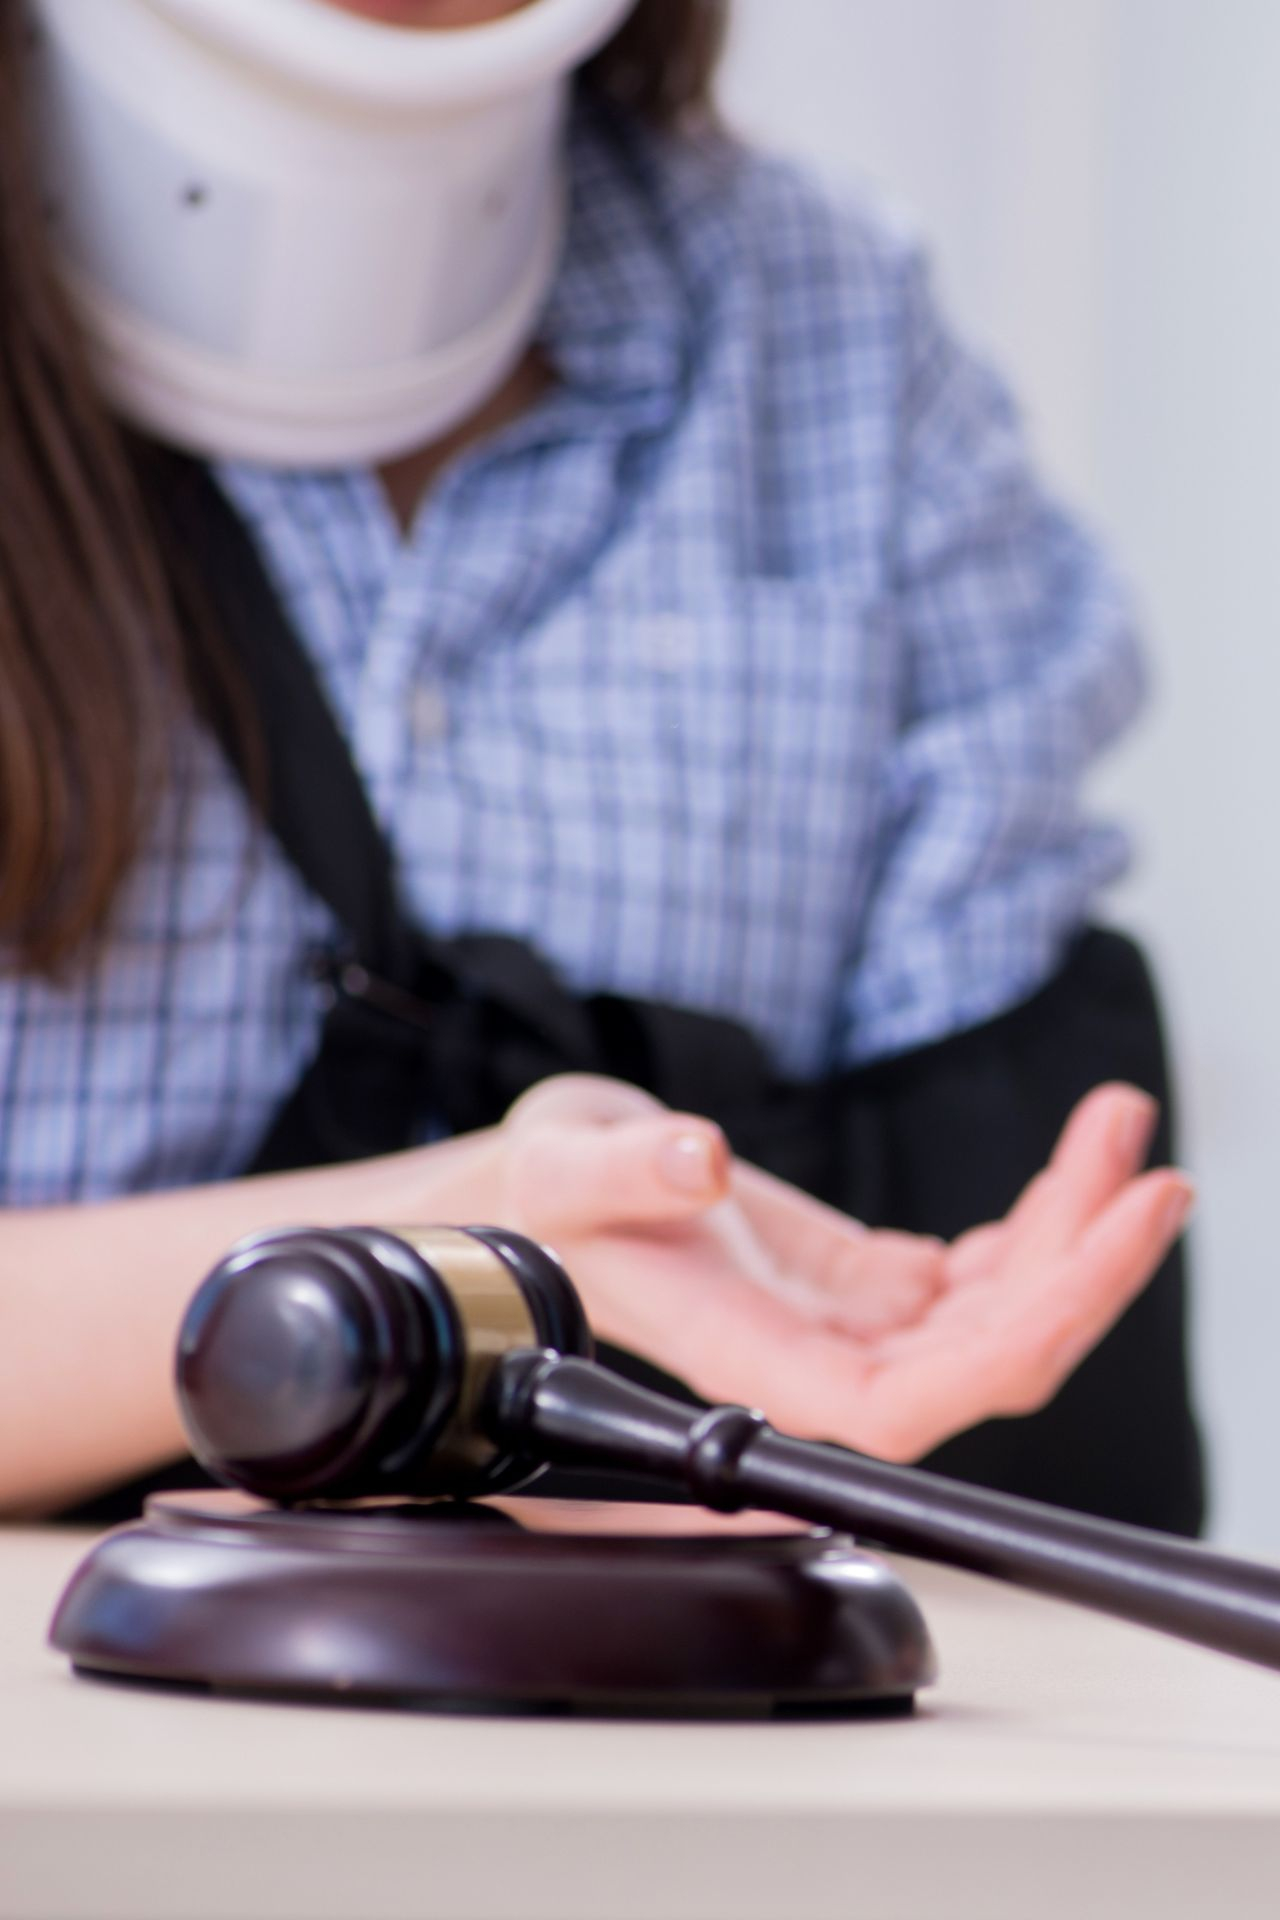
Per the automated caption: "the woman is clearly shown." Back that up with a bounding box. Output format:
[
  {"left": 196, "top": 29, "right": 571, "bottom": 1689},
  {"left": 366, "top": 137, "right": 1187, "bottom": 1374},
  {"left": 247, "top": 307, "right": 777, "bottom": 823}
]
[{"left": 0, "top": 0, "right": 1195, "bottom": 1518}]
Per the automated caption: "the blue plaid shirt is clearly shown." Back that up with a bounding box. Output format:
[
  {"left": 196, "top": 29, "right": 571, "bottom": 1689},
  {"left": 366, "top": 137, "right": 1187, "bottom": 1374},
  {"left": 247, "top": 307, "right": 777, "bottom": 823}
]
[{"left": 0, "top": 106, "right": 1142, "bottom": 1204}]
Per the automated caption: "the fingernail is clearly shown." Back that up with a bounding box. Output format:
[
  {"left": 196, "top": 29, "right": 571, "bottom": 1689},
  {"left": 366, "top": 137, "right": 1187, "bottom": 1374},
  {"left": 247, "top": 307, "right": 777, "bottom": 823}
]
[
  {"left": 1161, "top": 1179, "right": 1196, "bottom": 1239},
  {"left": 1113, "top": 1093, "right": 1158, "bottom": 1165},
  {"left": 658, "top": 1130, "right": 725, "bottom": 1194}
]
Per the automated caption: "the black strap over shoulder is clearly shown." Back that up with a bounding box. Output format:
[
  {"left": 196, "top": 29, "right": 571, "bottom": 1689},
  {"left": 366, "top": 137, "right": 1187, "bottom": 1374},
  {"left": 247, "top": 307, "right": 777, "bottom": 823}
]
[
  {"left": 134, "top": 440, "right": 778, "bottom": 1163},
  {"left": 100, "top": 438, "right": 1205, "bottom": 1537}
]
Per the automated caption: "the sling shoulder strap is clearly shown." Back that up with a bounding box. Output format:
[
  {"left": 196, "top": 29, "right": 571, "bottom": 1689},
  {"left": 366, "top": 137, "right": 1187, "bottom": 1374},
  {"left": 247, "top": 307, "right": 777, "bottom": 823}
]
[
  {"left": 132, "top": 437, "right": 423, "bottom": 983},
  {"left": 132, "top": 438, "right": 780, "bottom": 1162}
]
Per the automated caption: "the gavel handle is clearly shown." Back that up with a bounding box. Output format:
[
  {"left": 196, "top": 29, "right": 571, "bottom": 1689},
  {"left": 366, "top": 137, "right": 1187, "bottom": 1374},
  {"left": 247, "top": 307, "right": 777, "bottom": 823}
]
[{"left": 491, "top": 1350, "right": 1280, "bottom": 1674}]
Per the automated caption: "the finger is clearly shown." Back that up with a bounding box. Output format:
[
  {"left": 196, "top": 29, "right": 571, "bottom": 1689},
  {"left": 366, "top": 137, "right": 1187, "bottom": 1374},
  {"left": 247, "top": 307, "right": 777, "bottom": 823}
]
[
  {"left": 733, "top": 1163, "right": 943, "bottom": 1334},
  {"left": 994, "top": 1168, "right": 1196, "bottom": 1406},
  {"left": 503, "top": 1074, "right": 666, "bottom": 1136},
  {"left": 818, "top": 1232, "right": 945, "bottom": 1335},
  {"left": 504, "top": 1113, "right": 731, "bottom": 1238},
  {"left": 856, "top": 1169, "right": 1195, "bottom": 1456},
  {"left": 1050, "top": 1081, "right": 1160, "bottom": 1180},
  {"left": 732, "top": 1159, "right": 866, "bottom": 1251},
  {"left": 943, "top": 1086, "right": 1156, "bottom": 1291},
  {"left": 762, "top": 1223, "right": 944, "bottom": 1336},
  {"left": 944, "top": 1220, "right": 1009, "bottom": 1288},
  {"left": 889, "top": 1164, "right": 1195, "bottom": 1362},
  {"left": 999, "top": 1084, "right": 1160, "bottom": 1263}
]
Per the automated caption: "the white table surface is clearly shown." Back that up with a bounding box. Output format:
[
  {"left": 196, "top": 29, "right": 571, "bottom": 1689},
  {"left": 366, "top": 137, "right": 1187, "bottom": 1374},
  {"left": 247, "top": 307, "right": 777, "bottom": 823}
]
[{"left": 3, "top": 1521, "right": 1280, "bottom": 1920}]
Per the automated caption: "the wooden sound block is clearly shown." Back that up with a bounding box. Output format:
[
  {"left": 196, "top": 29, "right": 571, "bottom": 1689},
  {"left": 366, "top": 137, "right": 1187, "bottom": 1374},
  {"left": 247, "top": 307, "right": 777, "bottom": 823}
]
[{"left": 50, "top": 1491, "right": 937, "bottom": 1718}]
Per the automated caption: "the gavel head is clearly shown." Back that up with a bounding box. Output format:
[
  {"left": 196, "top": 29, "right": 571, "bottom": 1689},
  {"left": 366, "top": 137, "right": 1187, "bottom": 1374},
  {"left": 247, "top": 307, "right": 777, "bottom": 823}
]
[{"left": 176, "top": 1225, "right": 591, "bottom": 1504}]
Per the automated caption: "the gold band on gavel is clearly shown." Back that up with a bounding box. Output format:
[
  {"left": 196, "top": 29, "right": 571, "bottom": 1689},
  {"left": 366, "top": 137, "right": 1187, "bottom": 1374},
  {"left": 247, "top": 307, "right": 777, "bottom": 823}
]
[{"left": 388, "top": 1228, "right": 538, "bottom": 1483}]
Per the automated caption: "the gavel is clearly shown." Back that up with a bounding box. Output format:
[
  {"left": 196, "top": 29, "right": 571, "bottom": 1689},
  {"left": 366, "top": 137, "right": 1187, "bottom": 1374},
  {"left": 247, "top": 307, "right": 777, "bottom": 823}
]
[{"left": 178, "top": 1223, "right": 1280, "bottom": 1673}]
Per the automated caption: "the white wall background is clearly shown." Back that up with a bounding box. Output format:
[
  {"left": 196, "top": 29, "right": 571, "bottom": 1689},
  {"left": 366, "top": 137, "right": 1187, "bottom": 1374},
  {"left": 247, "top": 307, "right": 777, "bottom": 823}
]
[{"left": 719, "top": 0, "right": 1280, "bottom": 1552}]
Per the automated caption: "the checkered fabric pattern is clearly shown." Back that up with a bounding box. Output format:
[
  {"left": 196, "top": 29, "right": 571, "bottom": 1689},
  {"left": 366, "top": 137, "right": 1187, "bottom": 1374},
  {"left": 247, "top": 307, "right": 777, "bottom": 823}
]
[{"left": 0, "top": 102, "right": 1143, "bottom": 1204}]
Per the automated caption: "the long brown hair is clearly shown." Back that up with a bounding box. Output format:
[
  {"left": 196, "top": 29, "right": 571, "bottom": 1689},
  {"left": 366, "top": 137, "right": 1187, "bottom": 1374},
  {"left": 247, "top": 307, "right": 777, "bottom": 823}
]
[
  {"left": 0, "top": 0, "right": 728, "bottom": 976},
  {"left": 583, "top": 0, "right": 727, "bottom": 127}
]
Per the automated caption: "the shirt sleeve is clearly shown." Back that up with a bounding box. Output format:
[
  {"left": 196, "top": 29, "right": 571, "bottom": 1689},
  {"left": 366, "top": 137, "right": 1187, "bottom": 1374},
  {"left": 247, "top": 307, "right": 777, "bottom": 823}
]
[{"left": 836, "top": 249, "right": 1146, "bottom": 1066}]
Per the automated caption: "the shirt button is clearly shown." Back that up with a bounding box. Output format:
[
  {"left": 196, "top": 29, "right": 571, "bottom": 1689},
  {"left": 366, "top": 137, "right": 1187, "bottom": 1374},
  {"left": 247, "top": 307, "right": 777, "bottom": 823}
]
[
  {"left": 410, "top": 685, "right": 449, "bottom": 747},
  {"left": 647, "top": 615, "right": 693, "bottom": 672}
]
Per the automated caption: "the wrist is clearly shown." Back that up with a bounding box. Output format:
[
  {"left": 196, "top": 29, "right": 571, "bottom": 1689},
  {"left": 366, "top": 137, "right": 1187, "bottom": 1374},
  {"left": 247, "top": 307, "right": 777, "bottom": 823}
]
[{"left": 351, "top": 1127, "right": 507, "bottom": 1231}]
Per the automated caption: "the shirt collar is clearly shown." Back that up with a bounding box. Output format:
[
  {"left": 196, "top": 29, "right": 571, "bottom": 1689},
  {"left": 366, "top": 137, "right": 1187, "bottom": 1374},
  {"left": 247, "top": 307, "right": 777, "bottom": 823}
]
[{"left": 537, "top": 101, "right": 704, "bottom": 433}]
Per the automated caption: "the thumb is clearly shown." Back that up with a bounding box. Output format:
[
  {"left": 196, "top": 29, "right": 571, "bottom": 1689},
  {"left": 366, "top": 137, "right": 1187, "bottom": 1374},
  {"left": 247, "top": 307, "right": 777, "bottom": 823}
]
[{"left": 504, "top": 1113, "right": 730, "bottom": 1239}]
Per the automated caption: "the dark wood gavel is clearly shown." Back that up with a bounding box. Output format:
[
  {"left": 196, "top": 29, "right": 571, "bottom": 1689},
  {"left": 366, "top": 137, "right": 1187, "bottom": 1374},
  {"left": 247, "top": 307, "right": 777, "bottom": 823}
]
[{"left": 178, "top": 1223, "right": 1280, "bottom": 1673}]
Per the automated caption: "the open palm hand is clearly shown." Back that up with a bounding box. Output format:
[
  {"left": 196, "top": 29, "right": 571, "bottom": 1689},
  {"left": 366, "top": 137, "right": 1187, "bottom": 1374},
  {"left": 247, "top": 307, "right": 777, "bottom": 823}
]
[{"left": 494, "top": 1075, "right": 1193, "bottom": 1463}]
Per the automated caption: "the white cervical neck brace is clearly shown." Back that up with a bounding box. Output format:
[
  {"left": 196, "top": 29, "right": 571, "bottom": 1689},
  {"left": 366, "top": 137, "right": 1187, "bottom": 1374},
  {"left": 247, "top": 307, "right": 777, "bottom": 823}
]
[{"left": 27, "top": 0, "right": 633, "bottom": 467}]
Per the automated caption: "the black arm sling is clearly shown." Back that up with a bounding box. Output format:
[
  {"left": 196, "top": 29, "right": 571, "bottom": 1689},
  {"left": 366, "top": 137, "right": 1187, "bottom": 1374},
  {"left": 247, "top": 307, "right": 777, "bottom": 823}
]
[{"left": 67, "top": 443, "right": 1205, "bottom": 1533}]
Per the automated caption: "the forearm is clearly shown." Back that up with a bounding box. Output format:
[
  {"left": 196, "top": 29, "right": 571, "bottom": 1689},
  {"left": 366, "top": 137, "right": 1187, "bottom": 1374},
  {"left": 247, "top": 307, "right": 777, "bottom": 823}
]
[{"left": 0, "top": 1132, "right": 502, "bottom": 1518}]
